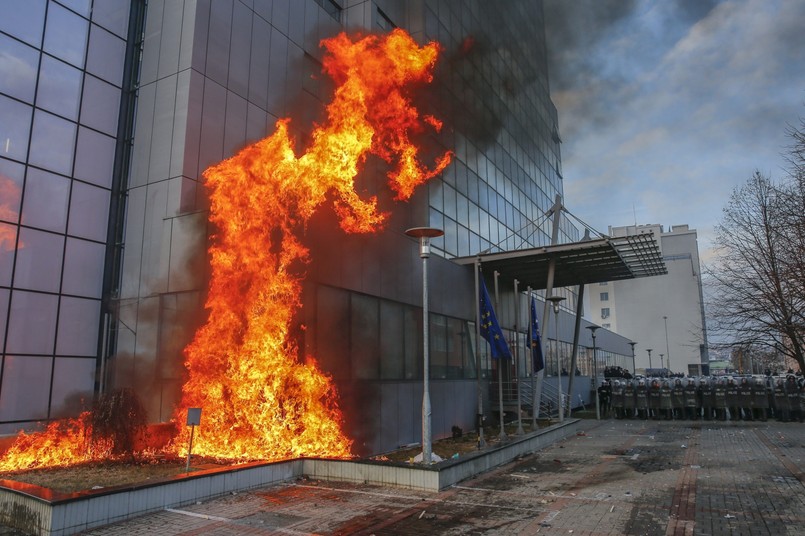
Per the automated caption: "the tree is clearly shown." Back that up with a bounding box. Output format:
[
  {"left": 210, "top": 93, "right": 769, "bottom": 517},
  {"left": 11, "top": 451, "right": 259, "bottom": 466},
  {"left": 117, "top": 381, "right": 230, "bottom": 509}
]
[{"left": 706, "top": 121, "right": 805, "bottom": 372}]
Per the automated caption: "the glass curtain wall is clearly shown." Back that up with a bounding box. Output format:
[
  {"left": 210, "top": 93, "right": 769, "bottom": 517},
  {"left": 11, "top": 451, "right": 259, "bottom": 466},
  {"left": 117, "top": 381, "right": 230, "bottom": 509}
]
[{"left": 0, "top": 0, "right": 130, "bottom": 433}]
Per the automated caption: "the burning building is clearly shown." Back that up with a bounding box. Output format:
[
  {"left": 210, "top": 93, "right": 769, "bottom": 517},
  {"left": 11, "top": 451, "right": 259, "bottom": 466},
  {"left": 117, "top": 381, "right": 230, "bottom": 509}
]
[{"left": 0, "top": 0, "right": 579, "bottom": 458}]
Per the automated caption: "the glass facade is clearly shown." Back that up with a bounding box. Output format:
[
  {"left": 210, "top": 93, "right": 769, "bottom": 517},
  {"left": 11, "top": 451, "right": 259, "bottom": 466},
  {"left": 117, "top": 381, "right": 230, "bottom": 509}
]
[{"left": 0, "top": 0, "right": 131, "bottom": 433}]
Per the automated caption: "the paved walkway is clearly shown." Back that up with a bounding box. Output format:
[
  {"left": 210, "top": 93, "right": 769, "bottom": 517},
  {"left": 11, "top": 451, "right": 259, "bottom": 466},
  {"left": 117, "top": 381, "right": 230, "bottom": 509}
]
[{"left": 78, "top": 420, "right": 805, "bottom": 535}]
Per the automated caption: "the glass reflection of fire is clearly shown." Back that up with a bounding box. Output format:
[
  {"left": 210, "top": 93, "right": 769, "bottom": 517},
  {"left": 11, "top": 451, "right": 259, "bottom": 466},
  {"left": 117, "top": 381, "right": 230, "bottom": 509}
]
[{"left": 0, "top": 29, "right": 450, "bottom": 471}]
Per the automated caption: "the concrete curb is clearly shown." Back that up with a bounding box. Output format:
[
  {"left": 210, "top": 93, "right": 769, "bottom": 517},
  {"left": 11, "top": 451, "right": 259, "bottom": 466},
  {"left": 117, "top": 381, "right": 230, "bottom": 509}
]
[{"left": 0, "top": 419, "right": 584, "bottom": 535}]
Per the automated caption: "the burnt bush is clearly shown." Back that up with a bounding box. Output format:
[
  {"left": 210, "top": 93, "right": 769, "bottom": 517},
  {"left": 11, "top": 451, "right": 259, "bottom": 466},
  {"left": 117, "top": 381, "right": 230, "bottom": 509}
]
[{"left": 90, "top": 388, "right": 148, "bottom": 460}]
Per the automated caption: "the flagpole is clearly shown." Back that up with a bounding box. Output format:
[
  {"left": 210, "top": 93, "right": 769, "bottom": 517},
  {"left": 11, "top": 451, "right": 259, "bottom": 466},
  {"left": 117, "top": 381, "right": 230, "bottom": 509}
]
[
  {"left": 474, "top": 259, "right": 486, "bottom": 449},
  {"left": 494, "top": 270, "right": 507, "bottom": 441},
  {"left": 514, "top": 278, "right": 524, "bottom": 435},
  {"left": 529, "top": 286, "right": 537, "bottom": 428}
]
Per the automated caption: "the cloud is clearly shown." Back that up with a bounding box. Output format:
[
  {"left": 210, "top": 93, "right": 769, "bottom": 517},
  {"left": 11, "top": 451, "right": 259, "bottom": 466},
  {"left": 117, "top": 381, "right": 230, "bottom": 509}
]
[{"left": 545, "top": 0, "right": 805, "bottom": 253}]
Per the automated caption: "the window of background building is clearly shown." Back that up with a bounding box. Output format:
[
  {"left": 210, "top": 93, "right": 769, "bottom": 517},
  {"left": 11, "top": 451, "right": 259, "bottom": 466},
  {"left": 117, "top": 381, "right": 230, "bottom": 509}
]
[
  {"left": 600, "top": 292, "right": 609, "bottom": 301},
  {"left": 601, "top": 307, "right": 610, "bottom": 319}
]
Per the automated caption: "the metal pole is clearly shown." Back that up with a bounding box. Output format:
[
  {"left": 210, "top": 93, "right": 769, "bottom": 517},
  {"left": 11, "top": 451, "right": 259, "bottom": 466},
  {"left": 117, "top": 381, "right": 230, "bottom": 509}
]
[
  {"left": 647, "top": 349, "right": 653, "bottom": 371},
  {"left": 474, "top": 259, "right": 486, "bottom": 449},
  {"left": 405, "top": 227, "right": 442, "bottom": 464},
  {"left": 185, "top": 425, "right": 195, "bottom": 472},
  {"left": 663, "top": 315, "right": 670, "bottom": 369},
  {"left": 629, "top": 342, "right": 637, "bottom": 376},
  {"left": 592, "top": 340, "right": 599, "bottom": 419},
  {"left": 536, "top": 195, "right": 564, "bottom": 423},
  {"left": 528, "top": 286, "right": 538, "bottom": 429},
  {"left": 494, "top": 270, "right": 506, "bottom": 441},
  {"left": 514, "top": 279, "right": 524, "bottom": 435},
  {"left": 587, "top": 325, "right": 600, "bottom": 420},
  {"left": 421, "top": 243, "right": 432, "bottom": 463},
  {"left": 566, "top": 284, "right": 585, "bottom": 417},
  {"left": 554, "top": 304, "right": 564, "bottom": 422}
]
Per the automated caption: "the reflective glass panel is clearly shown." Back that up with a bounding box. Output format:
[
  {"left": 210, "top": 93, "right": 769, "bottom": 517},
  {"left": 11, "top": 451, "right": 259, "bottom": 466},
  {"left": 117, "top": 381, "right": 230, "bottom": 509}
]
[
  {"left": 86, "top": 24, "right": 125, "bottom": 86},
  {"left": 91, "top": 0, "right": 129, "bottom": 38},
  {"left": 73, "top": 127, "right": 115, "bottom": 188},
  {"left": 28, "top": 110, "right": 76, "bottom": 175},
  {"left": 36, "top": 54, "right": 82, "bottom": 120},
  {"left": 0, "top": 0, "right": 46, "bottom": 47},
  {"left": 56, "top": 296, "right": 100, "bottom": 356},
  {"left": 379, "top": 300, "right": 404, "bottom": 380},
  {"left": 14, "top": 227, "right": 64, "bottom": 292},
  {"left": 6, "top": 290, "right": 58, "bottom": 354},
  {"left": 0, "top": 95, "right": 33, "bottom": 162},
  {"left": 57, "top": 0, "right": 91, "bottom": 17},
  {"left": 350, "top": 293, "right": 379, "bottom": 380},
  {"left": 61, "top": 237, "right": 104, "bottom": 298},
  {"left": 80, "top": 75, "right": 120, "bottom": 135},
  {"left": 0, "top": 288, "right": 8, "bottom": 349},
  {"left": 0, "top": 157, "right": 24, "bottom": 225},
  {"left": 0, "top": 33, "right": 39, "bottom": 103},
  {"left": 67, "top": 181, "right": 109, "bottom": 242},
  {"left": 43, "top": 2, "right": 88, "bottom": 68},
  {"left": 50, "top": 357, "right": 96, "bottom": 418},
  {"left": 21, "top": 167, "right": 70, "bottom": 233},
  {"left": 0, "top": 355, "right": 51, "bottom": 421},
  {"left": 0, "top": 224, "right": 16, "bottom": 286}
]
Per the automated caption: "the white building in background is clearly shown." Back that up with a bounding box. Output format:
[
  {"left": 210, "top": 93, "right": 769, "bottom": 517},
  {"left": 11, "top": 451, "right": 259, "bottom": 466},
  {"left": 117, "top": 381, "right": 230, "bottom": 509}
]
[{"left": 587, "top": 224, "right": 709, "bottom": 375}]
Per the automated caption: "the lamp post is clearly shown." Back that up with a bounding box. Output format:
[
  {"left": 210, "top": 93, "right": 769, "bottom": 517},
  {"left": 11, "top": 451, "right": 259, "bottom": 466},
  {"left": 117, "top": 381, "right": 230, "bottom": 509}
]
[
  {"left": 586, "top": 325, "right": 600, "bottom": 420},
  {"left": 659, "top": 353, "right": 665, "bottom": 374},
  {"left": 629, "top": 342, "right": 637, "bottom": 376},
  {"left": 405, "top": 226, "right": 443, "bottom": 464},
  {"left": 646, "top": 348, "right": 653, "bottom": 372},
  {"left": 547, "top": 295, "right": 565, "bottom": 422},
  {"left": 663, "top": 316, "right": 670, "bottom": 370}
]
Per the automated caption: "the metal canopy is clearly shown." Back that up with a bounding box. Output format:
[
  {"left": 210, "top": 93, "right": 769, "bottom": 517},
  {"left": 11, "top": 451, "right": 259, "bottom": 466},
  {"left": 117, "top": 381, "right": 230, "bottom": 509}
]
[{"left": 454, "top": 233, "right": 667, "bottom": 289}]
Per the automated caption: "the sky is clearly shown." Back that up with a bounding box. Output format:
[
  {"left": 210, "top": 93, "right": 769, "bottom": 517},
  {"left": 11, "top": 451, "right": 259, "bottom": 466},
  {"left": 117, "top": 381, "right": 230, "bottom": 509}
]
[{"left": 543, "top": 0, "right": 805, "bottom": 262}]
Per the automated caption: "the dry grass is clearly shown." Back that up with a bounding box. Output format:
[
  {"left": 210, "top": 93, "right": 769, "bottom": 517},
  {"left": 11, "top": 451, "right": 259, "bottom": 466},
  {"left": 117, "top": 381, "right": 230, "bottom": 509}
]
[{"left": 0, "top": 457, "right": 224, "bottom": 494}]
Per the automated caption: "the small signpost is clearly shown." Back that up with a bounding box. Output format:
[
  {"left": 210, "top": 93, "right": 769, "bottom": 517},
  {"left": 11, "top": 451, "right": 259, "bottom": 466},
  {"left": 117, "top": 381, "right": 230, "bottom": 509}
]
[{"left": 186, "top": 408, "right": 201, "bottom": 472}]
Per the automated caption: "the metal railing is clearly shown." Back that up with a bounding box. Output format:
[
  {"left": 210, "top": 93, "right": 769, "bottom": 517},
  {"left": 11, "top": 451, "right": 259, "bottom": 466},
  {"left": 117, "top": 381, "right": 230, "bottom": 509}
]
[{"left": 492, "top": 378, "right": 567, "bottom": 420}]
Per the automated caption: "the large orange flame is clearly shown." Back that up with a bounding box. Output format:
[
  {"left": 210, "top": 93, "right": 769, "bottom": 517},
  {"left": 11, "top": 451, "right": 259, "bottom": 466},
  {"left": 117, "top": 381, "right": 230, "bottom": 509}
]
[
  {"left": 176, "top": 29, "right": 450, "bottom": 461},
  {"left": 0, "top": 29, "right": 450, "bottom": 472}
]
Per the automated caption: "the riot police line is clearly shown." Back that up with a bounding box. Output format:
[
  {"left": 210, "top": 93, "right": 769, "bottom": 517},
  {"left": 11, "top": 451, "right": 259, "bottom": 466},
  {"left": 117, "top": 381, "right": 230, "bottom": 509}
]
[{"left": 596, "top": 375, "right": 805, "bottom": 422}]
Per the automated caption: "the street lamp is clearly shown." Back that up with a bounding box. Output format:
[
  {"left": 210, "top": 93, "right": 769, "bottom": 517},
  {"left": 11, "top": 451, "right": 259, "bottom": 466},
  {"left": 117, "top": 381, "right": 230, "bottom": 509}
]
[
  {"left": 659, "top": 353, "right": 665, "bottom": 373},
  {"left": 586, "top": 325, "right": 600, "bottom": 420},
  {"left": 405, "top": 226, "right": 443, "bottom": 464},
  {"left": 629, "top": 342, "right": 637, "bottom": 376},
  {"left": 646, "top": 348, "right": 653, "bottom": 371},
  {"left": 547, "top": 295, "right": 565, "bottom": 422}
]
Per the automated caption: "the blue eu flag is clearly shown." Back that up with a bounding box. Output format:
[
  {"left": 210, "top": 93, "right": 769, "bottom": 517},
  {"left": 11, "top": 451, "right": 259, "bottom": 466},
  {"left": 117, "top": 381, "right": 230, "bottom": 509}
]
[
  {"left": 479, "top": 277, "right": 511, "bottom": 360},
  {"left": 530, "top": 296, "right": 545, "bottom": 373}
]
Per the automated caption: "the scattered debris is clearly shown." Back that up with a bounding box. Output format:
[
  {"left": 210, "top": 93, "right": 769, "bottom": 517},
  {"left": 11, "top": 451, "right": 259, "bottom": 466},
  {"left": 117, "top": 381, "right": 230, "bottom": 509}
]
[
  {"left": 681, "top": 445, "right": 687, "bottom": 449},
  {"left": 609, "top": 505, "right": 615, "bottom": 513},
  {"left": 725, "top": 514, "right": 736, "bottom": 519}
]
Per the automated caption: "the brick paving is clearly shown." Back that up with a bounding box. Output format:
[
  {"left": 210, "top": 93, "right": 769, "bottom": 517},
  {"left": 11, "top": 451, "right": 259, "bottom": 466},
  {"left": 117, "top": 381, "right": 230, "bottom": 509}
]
[{"left": 69, "top": 420, "right": 805, "bottom": 535}]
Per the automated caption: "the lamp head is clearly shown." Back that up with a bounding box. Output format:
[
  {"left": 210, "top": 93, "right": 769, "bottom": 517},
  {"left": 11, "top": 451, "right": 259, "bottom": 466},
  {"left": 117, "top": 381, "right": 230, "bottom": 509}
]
[
  {"left": 405, "top": 227, "right": 443, "bottom": 258},
  {"left": 546, "top": 295, "right": 565, "bottom": 314},
  {"left": 585, "top": 325, "right": 599, "bottom": 341}
]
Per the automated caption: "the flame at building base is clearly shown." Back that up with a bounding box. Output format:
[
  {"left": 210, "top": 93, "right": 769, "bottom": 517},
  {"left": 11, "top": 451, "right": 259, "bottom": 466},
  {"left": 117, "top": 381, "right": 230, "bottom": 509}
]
[
  {"left": 0, "top": 29, "right": 450, "bottom": 471},
  {"left": 175, "top": 29, "right": 451, "bottom": 461}
]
